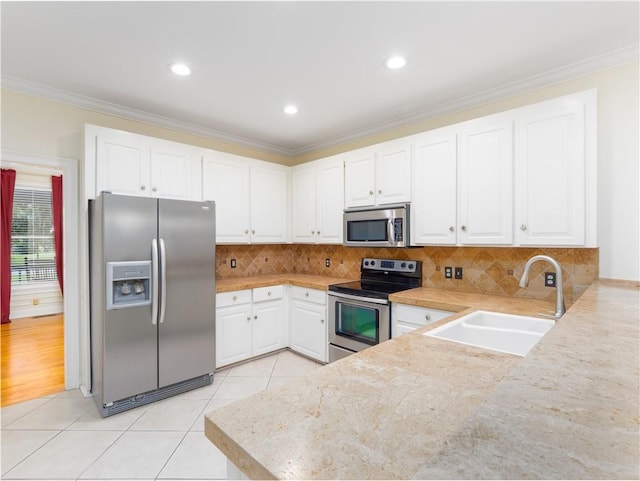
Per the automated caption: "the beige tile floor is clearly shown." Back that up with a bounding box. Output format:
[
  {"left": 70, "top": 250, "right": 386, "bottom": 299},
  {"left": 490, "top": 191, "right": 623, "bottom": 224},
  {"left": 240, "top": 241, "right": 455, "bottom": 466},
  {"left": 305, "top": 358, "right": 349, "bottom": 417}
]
[{"left": 1, "top": 350, "right": 321, "bottom": 480}]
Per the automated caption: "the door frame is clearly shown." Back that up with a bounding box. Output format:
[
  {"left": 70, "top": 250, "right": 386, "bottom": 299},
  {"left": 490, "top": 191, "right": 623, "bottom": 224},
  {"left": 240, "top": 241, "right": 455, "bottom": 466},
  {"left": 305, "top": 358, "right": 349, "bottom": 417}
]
[{"left": 2, "top": 151, "right": 80, "bottom": 390}]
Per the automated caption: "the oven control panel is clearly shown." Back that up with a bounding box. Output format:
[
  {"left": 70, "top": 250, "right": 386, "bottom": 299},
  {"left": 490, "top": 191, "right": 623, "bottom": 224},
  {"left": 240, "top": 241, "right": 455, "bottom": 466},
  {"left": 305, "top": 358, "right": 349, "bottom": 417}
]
[{"left": 362, "top": 258, "right": 418, "bottom": 273}]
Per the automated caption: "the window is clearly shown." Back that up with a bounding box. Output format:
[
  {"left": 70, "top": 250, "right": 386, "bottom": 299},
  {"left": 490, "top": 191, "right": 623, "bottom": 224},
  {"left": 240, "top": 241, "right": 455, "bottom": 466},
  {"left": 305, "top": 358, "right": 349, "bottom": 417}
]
[{"left": 11, "top": 188, "right": 58, "bottom": 284}]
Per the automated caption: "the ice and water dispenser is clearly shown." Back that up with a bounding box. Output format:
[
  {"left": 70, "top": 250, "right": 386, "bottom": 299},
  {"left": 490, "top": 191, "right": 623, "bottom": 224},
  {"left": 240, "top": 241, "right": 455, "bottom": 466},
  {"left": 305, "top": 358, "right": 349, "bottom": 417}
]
[{"left": 106, "top": 261, "right": 152, "bottom": 310}]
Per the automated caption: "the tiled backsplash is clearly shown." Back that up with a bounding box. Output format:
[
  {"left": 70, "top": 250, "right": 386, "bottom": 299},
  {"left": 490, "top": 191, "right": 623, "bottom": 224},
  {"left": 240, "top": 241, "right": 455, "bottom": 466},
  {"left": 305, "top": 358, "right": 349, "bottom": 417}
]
[{"left": 216, "top": 244, "right": 598, "bottom": 305}]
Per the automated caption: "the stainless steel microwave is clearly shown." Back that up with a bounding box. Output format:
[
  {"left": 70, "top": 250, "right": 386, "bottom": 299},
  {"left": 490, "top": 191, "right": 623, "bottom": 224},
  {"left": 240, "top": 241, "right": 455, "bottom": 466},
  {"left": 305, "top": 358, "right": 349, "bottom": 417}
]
[{"left": 343, "top": 204, "right": 411, "bottom": 247}]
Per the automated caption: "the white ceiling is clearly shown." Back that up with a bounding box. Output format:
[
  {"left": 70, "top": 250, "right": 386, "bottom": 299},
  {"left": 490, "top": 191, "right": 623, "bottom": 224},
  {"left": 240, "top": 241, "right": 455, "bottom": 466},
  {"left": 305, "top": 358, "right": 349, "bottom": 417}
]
[{"left": 2, "top": 1, "right": 638, "bottom": 157}]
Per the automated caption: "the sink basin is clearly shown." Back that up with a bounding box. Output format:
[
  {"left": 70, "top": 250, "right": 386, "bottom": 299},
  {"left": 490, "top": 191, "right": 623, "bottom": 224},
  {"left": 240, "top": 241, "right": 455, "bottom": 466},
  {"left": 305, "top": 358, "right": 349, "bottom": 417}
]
[{"left": 423, "top": 310, "right": 555, "bottom": 357}]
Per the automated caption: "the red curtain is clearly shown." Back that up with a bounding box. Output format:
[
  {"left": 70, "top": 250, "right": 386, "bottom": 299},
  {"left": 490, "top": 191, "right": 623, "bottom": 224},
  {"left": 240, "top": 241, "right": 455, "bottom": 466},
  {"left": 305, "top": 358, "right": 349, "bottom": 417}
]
[
  {"left": 52, "top": 175, "right": 64, "bottom": 295},
  {"left": 1, "top": 169, "right": 17, "bottom": 324}
]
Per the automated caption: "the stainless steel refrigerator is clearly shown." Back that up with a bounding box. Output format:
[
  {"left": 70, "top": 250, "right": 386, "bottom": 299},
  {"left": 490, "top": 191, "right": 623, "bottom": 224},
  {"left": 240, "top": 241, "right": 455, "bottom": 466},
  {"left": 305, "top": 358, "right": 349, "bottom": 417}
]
[{"left": 89, "top": 192, "right": 215, "bottom": 417}]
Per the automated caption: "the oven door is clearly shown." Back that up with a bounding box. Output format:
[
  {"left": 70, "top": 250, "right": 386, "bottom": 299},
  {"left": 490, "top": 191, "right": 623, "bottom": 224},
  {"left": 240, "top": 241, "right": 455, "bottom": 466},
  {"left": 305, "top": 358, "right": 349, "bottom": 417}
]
[{"left": 328, "top": 292, "right": 391, "bottom": 354}]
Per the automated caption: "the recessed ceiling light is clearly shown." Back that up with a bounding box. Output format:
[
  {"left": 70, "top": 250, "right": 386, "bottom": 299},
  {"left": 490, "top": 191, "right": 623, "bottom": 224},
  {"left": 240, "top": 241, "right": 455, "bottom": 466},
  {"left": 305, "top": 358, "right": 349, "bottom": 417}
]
[
  {"left": 284, "top": 105, "right": 298, "bottom": 115},
  {"left": 386, "top": 56, "right": 406, "bottom": 70},
  {"left": 170, "top": 63, "right": 191, "bottom": 76}
]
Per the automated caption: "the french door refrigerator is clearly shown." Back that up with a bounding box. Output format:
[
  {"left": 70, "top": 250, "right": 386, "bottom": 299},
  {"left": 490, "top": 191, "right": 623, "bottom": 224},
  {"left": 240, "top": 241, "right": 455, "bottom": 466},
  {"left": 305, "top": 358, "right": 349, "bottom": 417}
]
[{"left": 89, "top": 192, "right": 215, "bottom": 417}]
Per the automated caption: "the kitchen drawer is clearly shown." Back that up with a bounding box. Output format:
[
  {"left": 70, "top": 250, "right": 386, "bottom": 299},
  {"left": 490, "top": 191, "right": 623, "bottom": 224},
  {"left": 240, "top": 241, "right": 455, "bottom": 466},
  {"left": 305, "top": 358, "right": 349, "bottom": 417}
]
[
  {"left": 290, "top": 286, "right": 326, "bottom": 305},
  {"left": 217, "top": 289, "right": 252, "bottom": 308},
  {"left": 394, "top": 304, "right": 454, "bottom": 328},
  {"left": 253, "top": 285, "right": 284, "bottom": 302}
]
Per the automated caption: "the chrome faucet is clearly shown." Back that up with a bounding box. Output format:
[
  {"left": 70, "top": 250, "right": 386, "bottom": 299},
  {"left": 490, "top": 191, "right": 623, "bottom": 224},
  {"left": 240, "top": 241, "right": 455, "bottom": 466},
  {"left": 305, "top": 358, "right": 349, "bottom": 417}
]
[{"left": 519, "top": 255, "right": 565, "bottom": 319}]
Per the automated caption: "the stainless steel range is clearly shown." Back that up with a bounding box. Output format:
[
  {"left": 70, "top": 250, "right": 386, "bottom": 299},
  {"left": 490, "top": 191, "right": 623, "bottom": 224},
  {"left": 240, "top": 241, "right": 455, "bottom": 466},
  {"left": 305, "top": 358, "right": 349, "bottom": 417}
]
[{"left": 328, "top": 258, "right": 422, "bottom": 362}]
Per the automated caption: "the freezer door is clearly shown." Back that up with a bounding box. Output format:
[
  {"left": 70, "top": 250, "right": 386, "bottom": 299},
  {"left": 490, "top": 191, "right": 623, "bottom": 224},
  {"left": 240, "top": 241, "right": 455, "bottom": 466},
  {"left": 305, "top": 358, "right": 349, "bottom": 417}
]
[
  {"left": 101, "top": 194, "right": 159, "bottom": 403},
  {"left": 158, "top": 199, "right": 215, "bottom": 387}
]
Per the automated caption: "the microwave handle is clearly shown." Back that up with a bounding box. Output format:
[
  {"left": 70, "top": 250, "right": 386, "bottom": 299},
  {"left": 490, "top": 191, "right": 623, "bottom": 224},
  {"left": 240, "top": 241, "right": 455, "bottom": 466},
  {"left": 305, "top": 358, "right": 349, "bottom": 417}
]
[{"left": 388, "top": 220, "right": 395, "bottom": 246}]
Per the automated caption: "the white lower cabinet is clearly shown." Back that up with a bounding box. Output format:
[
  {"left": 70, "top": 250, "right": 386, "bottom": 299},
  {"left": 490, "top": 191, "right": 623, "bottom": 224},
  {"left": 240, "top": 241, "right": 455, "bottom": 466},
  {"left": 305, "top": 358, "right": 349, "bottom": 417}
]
[
  {"left": 215, "top": 286, "right": 286, "bottom": 368},
  {"left": 392, "top": 303, "right": 455, "bottom": 338},
  {"left": 289, "top": 286, "right": 327, "bottom": 363}
]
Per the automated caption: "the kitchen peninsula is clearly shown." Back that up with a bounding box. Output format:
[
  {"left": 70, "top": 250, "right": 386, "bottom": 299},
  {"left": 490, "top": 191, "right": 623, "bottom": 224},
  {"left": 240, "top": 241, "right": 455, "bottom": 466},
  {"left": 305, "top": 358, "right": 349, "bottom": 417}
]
[{"left": 205, "top": 280, "right": 639, "bottom": 479}]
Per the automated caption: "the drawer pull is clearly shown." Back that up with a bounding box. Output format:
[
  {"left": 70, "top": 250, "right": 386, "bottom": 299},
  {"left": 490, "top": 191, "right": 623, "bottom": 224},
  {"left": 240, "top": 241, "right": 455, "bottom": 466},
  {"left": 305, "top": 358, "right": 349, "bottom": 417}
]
[
  {"left": 305, "top": 292, "right": 309, "bottom": 297},
  {"left": 232, "top": 296, "right": 237, "bottom": 301},
  {"left": 425, "top": 314, "right": 431, "bottom": 321},
  {"left": 267, "top": 291, "right": 271, "bottom": 296}
]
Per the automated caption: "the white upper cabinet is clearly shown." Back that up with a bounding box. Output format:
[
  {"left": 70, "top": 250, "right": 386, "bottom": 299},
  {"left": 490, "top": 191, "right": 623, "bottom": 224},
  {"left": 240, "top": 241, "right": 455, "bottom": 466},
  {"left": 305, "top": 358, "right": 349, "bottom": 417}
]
[
  {"left": 292, "top": 156, "right": 344, "bottom": 244},
  {"left": 94, "top": 128, "right": 201, "bottom": 201},
  {"left": 149, "top": 141, "right": 202, "bottom": 200},
  {"left": 411, "top": 128, "right": 458, "bottom": 245},
  {"left": 202, "top": 152, "right": 251, "bottom": 243},
  {"left": 344, "top": 140, "right": 411, "bottom": 208},
  {"left": 250, "top": 161, "right": 289, "bottom": 243},
  {"left": 203, "top": 153, "right": 288, "bottom": 244},
  {"left": 514, "top": 93, "right": 592, "bottom": 246},
  {"left": 458, "top": 115, "right": 514, "bottom": 245},
  {"left": 96, "top": 132, "right": 149, "bottom": 197}
]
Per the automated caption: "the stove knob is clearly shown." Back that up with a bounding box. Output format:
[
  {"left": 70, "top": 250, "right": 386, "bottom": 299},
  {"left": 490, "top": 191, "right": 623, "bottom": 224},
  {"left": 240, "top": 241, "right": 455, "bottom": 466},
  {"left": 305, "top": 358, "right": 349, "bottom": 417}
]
[
  {"left": 408, "top": 263, "right": 414, "bottom": 269},
  {"left": 401, "top": 262, "right": 407, "bottom": 268},
  {"left": 364, "top": 261, "right": 369, "bottom": 266},
  {"left": 370, "top": 260, "right": 375, "bottom": 266}
]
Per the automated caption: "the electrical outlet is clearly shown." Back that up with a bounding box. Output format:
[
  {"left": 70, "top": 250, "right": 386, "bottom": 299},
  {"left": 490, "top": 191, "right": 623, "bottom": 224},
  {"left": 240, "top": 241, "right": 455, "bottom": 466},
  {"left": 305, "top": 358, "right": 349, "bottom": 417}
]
[
  {"left": 454, "top": 267, "right": 463, "bottom": 280},
  {"left": 32, "top": 298, "right": 40, "bottom": 306},
  {"left": 230, "top": 259, "right": 236, "bottom": 269},
  {"left": 444, "top": 266, "right": 453, "bottom": 279},
  {"left": 325, "top": 258, "right": 331, "bottom": 267},
  {"left": 545, "top": 272, "right": 556, "bottom": 287}
]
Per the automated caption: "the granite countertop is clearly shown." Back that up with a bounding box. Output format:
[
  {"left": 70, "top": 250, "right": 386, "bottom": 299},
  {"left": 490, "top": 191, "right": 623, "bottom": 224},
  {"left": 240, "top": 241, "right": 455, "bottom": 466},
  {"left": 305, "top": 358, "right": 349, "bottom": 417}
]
[
  {"left": 216, "top": 274, "right": 354, "bottom": 293},
  {"left": 205, "top": 281, "right": 639, "bottom": 479}
]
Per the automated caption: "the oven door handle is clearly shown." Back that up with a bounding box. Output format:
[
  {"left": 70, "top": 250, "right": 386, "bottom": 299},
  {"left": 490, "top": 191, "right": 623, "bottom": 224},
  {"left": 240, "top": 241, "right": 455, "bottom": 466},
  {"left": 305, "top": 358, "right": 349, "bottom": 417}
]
[{"left": 329, "top": 291, "right": 389, "bottom": 305}]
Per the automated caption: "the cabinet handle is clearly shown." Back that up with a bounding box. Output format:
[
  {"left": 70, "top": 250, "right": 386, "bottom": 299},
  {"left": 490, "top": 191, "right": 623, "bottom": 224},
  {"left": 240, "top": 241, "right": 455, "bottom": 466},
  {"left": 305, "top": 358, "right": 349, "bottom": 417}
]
[
  {"left": 252, "top": 230, "right": 256, "bottom": 235},
  {"left": 369, "top": 190, "right": 374, "bottom": 195},
  {"left": 311, "top": 230, "right": 315, "bottom": 235},
  {"left": 140, "top": 185, "right": 146, "bottom": 191},
  {"left": 246, "top": 316, "right": 251, "bottom": 321},
  {"left": 316, "top": 231, "right": 320, "bottom": 235},
  {"left": 254, "top": 315, "right": 258, "bottom": 320},
  {"left": 244, "top": 230, "right": 249, "bottom": 234},
  {"left": 520, "top": 224, "right": 527, "bottom": 231},
  {"left": 232, "top": 296, "right": 237, "bottom": 301},
  {"left": 425, "top": 314, "right": 431, "bottom": 321},
  {"left": 378, "top": 189, "right": 382, "bottom": 194},
  {"left": 461, "top": 225, "right": 467, "bottom": 231},
  {"left": 152, "top": 186, "right": 157, "bottom": 192},
  {"left": 321, "top": 319, "right": 325, "bottom": 323},
  {"left": 305, "top": 292, "right": 309, "bottom": 297},
  {"left": 267, "top": 291, "right": 271, "bottom": 296},
  {"left": 449, "top": 226, "right": 455, "bottom": 232}
]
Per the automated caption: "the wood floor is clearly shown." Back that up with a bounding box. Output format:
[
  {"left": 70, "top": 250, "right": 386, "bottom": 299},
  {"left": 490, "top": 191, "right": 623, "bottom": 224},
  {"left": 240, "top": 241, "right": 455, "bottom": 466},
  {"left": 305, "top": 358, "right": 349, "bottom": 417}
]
[{"left": 1, "top": 314, "right": 65, "bottom": 407}]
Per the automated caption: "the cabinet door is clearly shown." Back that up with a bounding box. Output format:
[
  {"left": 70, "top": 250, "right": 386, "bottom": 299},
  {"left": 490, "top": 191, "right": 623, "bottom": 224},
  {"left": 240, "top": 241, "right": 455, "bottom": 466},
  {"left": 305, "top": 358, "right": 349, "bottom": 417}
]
[
  {"left": 375, "top": 140, "right": 412, "bottom": 205},
  {"left": 412, "top": 130, "right": 458, "bottom": 245},
  {"left": 252, "top": 299, "right": 284, "bottom": 356},
  {"left": 290, "top": 300, "right": 326, "bottom": 362},
  {"left": 515, "top": 102, "right": 585, "bottom": 245},
  {"left": 344, "top": 148, "right": 376, "bottom": 208},
  {"left": 96, "top": 133, "right": 150, "bottom": 196},
  {"left": 458, "top": 117, "right": 513, "bottom": 245},
  {"left": 250, "top": 163, "right": 288, "bottom": 243},
  {"left": 291, "top": 166, "right": 317, "bottom": 243},
  {"left": 316, "top": 158, "right": 344, "bottom": 244},
  {"left": 215, "top": 304, "right": 252, "bottom": 368},
  {"left": 150, "top": 143, "right": 201, "bottom": 201},
  {"left": 202, "top": 153, "right": 251, "bottom": 244}
]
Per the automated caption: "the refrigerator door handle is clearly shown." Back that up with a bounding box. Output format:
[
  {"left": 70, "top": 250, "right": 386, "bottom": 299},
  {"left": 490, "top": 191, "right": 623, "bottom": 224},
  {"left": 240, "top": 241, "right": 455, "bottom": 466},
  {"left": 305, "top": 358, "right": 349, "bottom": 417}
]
[
  {"left": 151, "top": 239, "right": 159, "bottom": 325},
  {"left": 159, "top": 238, "right": 167, "bottom": 324}
]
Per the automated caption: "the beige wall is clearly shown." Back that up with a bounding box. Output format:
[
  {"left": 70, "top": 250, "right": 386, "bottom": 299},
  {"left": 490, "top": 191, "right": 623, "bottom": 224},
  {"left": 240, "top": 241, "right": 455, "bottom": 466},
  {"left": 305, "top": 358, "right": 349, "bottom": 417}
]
[
  {"left": 0, "top": 90, "right": 291, "bottom": 165},
  {"left": 1, "top": 61, "right": 638, "bottom": 280}
]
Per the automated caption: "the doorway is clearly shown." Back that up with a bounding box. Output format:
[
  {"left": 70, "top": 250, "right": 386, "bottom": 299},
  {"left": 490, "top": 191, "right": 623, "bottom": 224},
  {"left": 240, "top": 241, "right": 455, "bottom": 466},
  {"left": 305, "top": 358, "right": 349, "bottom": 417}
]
[{"left": 1, "top": 152, "right": 80, "bottom": 404}]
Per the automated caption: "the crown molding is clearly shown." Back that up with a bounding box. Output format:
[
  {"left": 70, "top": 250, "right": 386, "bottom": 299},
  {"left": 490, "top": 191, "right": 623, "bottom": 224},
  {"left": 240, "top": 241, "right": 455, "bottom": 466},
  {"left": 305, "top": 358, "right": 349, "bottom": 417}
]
[
  {"left": 289, "top": 44, "right": 640, "bottom": 156},
  {"left": 2, "top": 44, "right": 638, "bottom": 159},
  {"left": 0, "top": 76, "right": 295, "bottom": 157}
]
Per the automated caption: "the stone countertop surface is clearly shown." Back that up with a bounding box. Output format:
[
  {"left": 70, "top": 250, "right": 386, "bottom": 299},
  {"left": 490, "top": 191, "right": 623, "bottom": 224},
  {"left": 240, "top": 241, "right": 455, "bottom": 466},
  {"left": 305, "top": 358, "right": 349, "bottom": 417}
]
[
  {"left": 216, "top": 274, "right": 354, "bottom": 293},
  {"left": 205, "top": 281, "right": 639, "bottom": 479}
]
